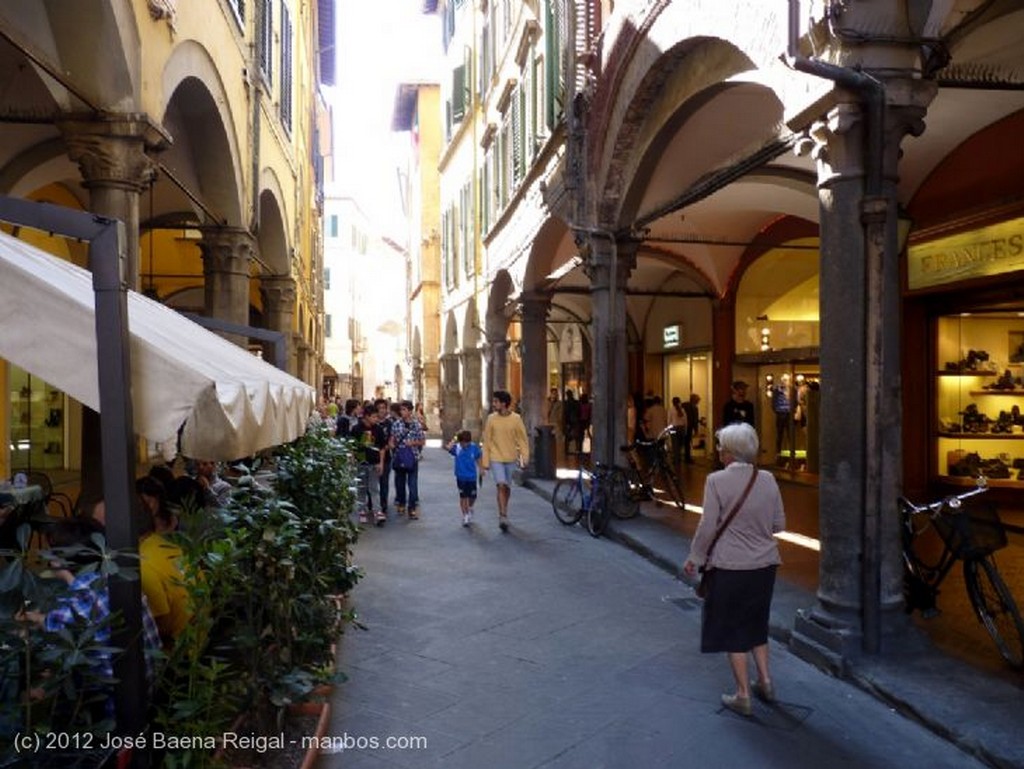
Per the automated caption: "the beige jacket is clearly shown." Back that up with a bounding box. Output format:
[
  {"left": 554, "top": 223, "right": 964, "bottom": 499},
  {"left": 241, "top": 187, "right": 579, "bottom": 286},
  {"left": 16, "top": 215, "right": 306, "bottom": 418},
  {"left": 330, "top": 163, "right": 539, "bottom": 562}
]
[{"left": 690, "top": 462, "right": 785, "bottom": 571}]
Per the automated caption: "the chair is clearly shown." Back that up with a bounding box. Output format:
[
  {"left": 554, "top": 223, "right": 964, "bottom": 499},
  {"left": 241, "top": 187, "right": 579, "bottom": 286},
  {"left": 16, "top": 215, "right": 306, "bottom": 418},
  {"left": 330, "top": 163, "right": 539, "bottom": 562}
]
[{"left": 11, "top": 469, "right": 73, "bottom": 518}]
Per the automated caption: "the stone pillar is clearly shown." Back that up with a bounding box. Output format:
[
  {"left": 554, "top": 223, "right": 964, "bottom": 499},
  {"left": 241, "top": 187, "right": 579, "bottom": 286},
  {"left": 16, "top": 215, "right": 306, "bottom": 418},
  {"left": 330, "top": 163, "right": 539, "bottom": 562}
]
[
  {"left": 59, "top": 115, "right": 167, "bottom": 291},
  {"left": 586, "top": 237, "right": 635, "bottom": 467},
  {"left": 60, "top": 115, "right": 166, "bottom": 503},
  {"left": 519, "top": 293, "right": 550, "bottom": 442},
  {"left": 261, "top": 276, "right": 297, "bottom": 375},
  {"left": 792, "top": 81, "right": 934, "bottom": 669},
  {"left": 295, "top": 338, "right": 311, "bottom": 386},
  {"left": 486, "top": 337, "right": 510, "bottom": 396},
  {"left": 462, "top": 349, "right": 483, "bottom": 437},
  {"left": 440, "top": 354, "right": 463, "bottom": 440},
  {"left": 199, "top": 227, "right": 256, "bottom": 347},
  {"left": 422, "top": 358, "right": 441, "bottom": 437}
]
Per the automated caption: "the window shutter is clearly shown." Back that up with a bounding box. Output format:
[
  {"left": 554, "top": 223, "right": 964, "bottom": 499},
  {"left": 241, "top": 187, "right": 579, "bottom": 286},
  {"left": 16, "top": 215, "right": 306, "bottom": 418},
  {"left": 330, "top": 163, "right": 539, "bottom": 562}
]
[
  {"left": 280, "top": 3, "right": 293, "bottom": 131},
  {"left": 259, "top": 0, "right": 272, "bottom": 81},
  {"left": 511, "top": 88, "right": 523, "bottom": 186},
  {"left": 452, "top": 64, "right": 466, "bottom": 122}
]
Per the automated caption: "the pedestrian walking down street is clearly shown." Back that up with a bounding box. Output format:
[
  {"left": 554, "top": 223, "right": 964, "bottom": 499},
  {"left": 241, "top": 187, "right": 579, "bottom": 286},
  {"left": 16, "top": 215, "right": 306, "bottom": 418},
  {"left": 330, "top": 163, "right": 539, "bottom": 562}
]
[
  {"left": 683, "top": 422, "right": 785, "bottom": 717},
  {"left": 391, "top": 400, "right": 426, "bottom": 519},
  {"left": 670, "top": 396, "right": 688, "bottom": 469},
  {"left": 350, "top": 408, "right": 386, "bottom": 525},
  {"left": 375, "top": 399, "right": 396, "bottom": 514},
  {"left": 481, "top": 390, "right": 529, "bottom": 533},
  {"left": 446, "top": 430, "right": 483, "bottom": 527},
  {"left": 682, "top": 393, "right": 700, "bottom": 464}
]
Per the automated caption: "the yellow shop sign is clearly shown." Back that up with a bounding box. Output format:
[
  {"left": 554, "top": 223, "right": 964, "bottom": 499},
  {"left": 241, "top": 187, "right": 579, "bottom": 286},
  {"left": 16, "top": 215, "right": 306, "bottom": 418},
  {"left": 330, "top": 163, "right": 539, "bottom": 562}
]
[{"left": 908, "top": 218, "right": 1024, "bottom": 290}]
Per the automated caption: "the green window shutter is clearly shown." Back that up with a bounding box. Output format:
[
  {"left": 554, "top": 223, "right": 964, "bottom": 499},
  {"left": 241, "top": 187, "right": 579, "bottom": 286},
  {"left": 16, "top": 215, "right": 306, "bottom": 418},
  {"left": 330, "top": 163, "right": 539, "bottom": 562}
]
[
  {"left": 452, "top": 64, "right": 466, "bottom": 122},
  {"left": 258, "top": 0, "right": 272, "bottom": 80},
  {"left": 280, "top": 3, "right": 293, "bottom": 131}
]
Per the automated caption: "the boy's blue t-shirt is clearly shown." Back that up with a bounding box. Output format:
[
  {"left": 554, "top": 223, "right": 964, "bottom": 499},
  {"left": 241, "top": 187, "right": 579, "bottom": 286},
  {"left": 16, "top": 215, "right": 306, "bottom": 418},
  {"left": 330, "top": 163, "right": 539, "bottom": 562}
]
[{"left": 449, "top": 442, "right": 482, "bottom": 481}]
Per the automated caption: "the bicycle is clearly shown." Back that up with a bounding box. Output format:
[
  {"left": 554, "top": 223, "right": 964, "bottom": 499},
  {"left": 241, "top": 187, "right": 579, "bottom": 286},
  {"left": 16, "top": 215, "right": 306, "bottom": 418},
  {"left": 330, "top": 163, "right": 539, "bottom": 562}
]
[
  {"left": 620, "top": 426, "right": 685, "bottom": 510},
  {"left": 551, "top": 461, "right": 638, "bottom": 537},
  {"left": 898, "top": 477, "right": 1024, "bottom": 668}
]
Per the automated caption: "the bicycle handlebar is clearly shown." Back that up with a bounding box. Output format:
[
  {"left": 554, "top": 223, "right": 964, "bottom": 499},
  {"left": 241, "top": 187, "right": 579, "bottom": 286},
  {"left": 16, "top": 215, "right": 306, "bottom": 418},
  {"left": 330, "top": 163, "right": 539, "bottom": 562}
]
[
  {"left": 621, "top": 425, "right": 680, "bottom": 452},
  {"left": 898, "top": 476, "right": 989, "bottom": 517}
]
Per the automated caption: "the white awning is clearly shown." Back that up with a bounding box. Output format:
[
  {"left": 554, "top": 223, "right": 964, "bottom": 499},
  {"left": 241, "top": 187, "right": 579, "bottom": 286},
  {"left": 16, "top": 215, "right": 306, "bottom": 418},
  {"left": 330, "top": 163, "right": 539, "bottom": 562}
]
[{"left": 0, "top": 230, "right": 315, "bottom": 460}]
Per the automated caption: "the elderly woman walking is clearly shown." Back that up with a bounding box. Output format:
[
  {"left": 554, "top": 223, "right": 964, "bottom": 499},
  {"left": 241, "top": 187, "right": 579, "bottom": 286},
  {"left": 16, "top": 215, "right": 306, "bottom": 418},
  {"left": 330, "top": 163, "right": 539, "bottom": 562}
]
[{"left": 683, "top": 422, "right": 785, "bottom": 716}]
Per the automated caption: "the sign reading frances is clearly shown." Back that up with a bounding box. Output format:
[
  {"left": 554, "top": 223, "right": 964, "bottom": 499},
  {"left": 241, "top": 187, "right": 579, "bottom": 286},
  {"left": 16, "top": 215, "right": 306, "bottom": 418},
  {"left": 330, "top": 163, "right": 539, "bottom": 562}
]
[{"left": 907, "top": 217, "right": 1024, "bottom": 290}]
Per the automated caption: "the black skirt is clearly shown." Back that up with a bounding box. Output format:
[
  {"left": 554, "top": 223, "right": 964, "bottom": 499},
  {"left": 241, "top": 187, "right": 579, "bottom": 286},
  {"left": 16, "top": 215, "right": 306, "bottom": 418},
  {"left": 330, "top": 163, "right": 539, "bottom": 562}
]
[{"left": 700, "top": 565, "right": 777, "bottom": 653}]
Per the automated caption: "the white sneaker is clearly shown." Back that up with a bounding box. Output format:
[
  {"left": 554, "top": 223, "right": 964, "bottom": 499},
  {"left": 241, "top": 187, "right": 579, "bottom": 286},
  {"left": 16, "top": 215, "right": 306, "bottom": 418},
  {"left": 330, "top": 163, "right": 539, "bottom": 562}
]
[
  {"left": 468, "top": 509, "right": 474, "bottom": 524},
  {"left": 462, "top": 512, "right": 470, "bottom": 527}
]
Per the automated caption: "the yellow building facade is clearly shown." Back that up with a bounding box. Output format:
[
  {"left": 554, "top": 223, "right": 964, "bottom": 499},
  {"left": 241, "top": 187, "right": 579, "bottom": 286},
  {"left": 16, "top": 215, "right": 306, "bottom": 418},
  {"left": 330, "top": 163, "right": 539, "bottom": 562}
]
[{"left": 0, "top": 0, "right": 332, "bottom": 478}]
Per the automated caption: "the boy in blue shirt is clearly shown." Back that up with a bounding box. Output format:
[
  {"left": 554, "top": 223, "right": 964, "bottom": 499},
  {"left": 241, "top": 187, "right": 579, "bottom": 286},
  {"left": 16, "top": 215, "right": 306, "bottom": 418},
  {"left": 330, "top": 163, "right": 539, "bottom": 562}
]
[{"left": 447, "top": 430, "right": 483, "bottom": 527}]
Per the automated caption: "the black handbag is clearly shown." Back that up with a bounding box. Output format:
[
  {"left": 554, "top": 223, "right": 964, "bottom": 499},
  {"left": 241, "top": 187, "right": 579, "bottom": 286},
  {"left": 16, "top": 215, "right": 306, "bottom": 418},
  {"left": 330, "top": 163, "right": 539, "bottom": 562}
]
[{"left": 695, "top": 466, "right": 758, "bottom": 598}]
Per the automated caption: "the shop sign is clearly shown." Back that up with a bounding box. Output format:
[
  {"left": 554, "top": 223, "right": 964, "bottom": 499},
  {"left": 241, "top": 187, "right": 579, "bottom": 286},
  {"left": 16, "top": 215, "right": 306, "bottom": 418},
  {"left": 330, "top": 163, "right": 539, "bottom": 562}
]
[
  {"left": 908, "top": 217, "right": 1024, "bottom": 290},
  {"left": 663, "top": 323, "right": 682, "bottom": 349}
]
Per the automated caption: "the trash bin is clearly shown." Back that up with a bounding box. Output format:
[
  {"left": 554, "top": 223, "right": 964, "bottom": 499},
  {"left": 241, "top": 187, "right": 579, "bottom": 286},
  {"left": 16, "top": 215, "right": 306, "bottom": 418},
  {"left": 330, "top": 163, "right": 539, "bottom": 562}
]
[{"left": 534, "top": 425, "right": 556, "bottom": 479}]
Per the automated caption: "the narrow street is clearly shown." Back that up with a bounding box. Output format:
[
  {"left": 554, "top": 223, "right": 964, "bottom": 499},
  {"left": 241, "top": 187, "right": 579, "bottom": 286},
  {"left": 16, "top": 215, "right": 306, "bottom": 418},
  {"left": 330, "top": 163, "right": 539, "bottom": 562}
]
[{"left": 320, "top": 447, "right": 984, "bottom": 769}]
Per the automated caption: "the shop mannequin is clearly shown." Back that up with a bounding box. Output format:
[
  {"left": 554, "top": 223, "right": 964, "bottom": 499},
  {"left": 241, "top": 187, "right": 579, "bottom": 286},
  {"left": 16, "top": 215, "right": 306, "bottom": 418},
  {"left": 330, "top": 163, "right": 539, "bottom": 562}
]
[{"left": 772, "top": 373, "right": 792, "bottom": 458}]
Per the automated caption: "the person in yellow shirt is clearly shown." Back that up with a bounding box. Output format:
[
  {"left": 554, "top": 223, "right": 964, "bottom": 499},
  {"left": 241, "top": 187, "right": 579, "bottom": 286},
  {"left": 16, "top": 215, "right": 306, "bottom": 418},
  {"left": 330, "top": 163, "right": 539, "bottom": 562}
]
[
  {"left": 136, "top": 476, "right": 192, "bottom": 646},
  {"left": 481, "top": 390, "right": 530, "bottom": 532}
]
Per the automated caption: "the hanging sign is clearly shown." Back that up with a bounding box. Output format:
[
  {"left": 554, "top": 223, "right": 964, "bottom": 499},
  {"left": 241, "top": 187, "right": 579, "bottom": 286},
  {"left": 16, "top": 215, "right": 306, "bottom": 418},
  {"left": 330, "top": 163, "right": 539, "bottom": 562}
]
[{"left": 663, "top": 323, "right": 682, "bottom": 349}]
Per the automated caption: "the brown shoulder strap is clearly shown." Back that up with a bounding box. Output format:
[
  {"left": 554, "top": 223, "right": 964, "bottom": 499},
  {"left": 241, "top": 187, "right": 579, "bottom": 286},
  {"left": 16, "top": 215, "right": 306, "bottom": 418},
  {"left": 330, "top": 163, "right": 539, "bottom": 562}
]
[{"left": 705, "top": 466, "right": 759, "bottom": 562}]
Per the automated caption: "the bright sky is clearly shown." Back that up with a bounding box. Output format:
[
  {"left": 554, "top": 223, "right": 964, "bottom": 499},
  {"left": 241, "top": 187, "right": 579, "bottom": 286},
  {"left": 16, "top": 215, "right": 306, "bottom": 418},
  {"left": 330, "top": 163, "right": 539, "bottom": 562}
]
[{"left": 330, "top": 0, "right": 442, "bottom": 239}]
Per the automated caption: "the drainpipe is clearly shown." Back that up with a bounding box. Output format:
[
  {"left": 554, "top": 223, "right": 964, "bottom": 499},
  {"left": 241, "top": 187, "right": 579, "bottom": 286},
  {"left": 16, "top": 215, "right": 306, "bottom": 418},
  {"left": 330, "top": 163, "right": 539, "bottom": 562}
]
[{"left": 786, "top": 0, "right": 888, "bottom": 655}]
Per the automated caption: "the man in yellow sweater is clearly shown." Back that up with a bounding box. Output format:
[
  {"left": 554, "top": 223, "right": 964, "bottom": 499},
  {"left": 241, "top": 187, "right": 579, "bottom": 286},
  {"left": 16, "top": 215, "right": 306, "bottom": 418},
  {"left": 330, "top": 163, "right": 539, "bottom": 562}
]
[{"left": 481, "top": 390, "right": 530, "bottom": 532}]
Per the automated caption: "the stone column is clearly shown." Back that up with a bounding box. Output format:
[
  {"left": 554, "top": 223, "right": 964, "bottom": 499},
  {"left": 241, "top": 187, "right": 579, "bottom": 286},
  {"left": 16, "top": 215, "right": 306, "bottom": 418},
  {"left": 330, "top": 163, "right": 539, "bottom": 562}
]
[
  {"left": 486, "top": 337, "right": 510, "bottom": 396},
  {"left": 261, "top": 276, "right": 297, "bottom": 375},
  {"left": 440, "top": 354, "right": 462, "bottom": 441},
  {"left": 60, "top": 115, "right": 166, "bottom": 504},
  {"left": 59, "top": 115, "right": 167, "bottom": 291},
  {"left": 198, "top": 227, "right": 256, "bottom": 347},
  {"left": 792, "top": 81, "right": 935, "bottom": 669},
  {"left": 519, "top": 293, "right": 550, "bottom": 441},
  {"left": 462, "top": 348, "right": 483, "bottom": 437},
  {"left": 586, "top": 237, "right": 635, "bottom": 466}
]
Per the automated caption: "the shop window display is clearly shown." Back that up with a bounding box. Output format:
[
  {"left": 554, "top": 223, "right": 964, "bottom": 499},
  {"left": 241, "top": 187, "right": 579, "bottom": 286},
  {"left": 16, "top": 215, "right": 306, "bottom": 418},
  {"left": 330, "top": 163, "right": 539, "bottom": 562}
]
[
  {"left": 8, "top": 367, "right": 65, "bottom": 471},
  {"left": 935, "top": 314, "right": 1024, "bottom": 485}
]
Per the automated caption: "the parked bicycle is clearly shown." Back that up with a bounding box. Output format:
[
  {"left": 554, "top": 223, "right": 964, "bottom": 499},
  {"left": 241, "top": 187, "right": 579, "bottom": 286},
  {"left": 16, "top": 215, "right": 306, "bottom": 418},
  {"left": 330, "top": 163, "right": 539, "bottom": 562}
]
[
  {"left": 551, "top": 461, "right": 637, "bottom": 537},
  {"left": 620, "top": 426, "right": 685, "bottom": 509},
  {"left": 898, "top": 477, "right": 1024, "bottom": 668}
]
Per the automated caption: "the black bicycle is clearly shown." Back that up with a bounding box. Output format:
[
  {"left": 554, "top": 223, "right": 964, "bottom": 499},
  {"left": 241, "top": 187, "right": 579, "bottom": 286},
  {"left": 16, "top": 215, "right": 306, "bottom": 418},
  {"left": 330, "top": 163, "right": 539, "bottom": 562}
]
[
  {"left": 620, "top": 426, "right": 685, "bottom": 510},
  {"left": 551, "top": 461, "right": 637, "bottom": 537},
  {"left": 898, "top": 478, "right": 1024, "bottom": 668}
]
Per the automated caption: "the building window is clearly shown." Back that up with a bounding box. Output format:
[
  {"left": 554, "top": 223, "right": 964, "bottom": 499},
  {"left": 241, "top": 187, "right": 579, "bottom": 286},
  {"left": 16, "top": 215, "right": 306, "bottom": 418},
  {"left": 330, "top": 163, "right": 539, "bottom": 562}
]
[
  {"left": 329, "top": 214, "right": 338, "bottom": 238},
  {"left": 227, "top": 0, "right": 245, "bottom": 26},
  {"left": 452, "top": 63, "right": 466, "bottom": 123},
  {"left": 280, "top": 2, "right": 293, "bottom": 132},
  {"left": 323, "top": 267, "right": 331, "bottom": 290},
  {"left": 258, "top": 0, "right": 273, "bottom": 82},
  {"left": 461, "top": 181, "right": 472, "bottom": 278},
  {"left": 545, "top": 0, "right": 567, "bottom": 130},
  {"left": 325, "top": 314, "right": 332, "bottom": 338}
]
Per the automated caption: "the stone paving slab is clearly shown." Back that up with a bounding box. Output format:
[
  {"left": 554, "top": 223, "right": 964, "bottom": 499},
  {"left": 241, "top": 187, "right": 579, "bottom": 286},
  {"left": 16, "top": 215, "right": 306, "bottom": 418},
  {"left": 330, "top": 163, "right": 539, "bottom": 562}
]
[{"left": 321, "top": 448, "right": 999, "bottom": 769}]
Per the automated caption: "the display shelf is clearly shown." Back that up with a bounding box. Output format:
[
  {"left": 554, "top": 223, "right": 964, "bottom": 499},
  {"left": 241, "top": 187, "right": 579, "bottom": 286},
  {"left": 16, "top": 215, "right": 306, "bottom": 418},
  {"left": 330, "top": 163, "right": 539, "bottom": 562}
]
[
  {"left": 967, "top": 390, "right": 1024, "bottom": 396},
  {"left": 936, "top": 370, "right": 997, "bottom": 377},
  {"left": 937, "top": 432, "right": 1024, "bottom": 439},
  {"left": 938, "top": 475, "right": 1024, "bottom": 489}
]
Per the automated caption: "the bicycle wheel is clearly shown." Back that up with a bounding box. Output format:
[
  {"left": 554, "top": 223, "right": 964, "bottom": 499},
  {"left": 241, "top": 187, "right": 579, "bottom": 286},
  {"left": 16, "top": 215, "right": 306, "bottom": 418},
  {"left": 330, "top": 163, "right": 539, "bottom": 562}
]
[
  {"left": 552, "top": 478, "right": 585, "bottom": 525},
  {"left": 586, "top": 482, "right": 611, "bottom": 537},
  {"left": 608, "top": 468, "right": 640, "bottom": 519},
  {"left": 963, "top": 557, "right": 1024, "bottom": 668}
]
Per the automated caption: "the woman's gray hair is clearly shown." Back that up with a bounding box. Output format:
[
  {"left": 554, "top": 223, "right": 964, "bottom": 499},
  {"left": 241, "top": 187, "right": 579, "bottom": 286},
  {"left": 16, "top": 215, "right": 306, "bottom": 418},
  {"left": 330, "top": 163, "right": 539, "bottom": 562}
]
[{"left": 716, "top": 422, "right": 759, "bottom": 464}]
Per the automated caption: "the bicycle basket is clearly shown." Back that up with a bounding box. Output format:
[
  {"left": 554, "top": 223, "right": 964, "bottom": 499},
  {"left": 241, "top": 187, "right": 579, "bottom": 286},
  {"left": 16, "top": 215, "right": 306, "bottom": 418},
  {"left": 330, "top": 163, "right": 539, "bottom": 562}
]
[{"left": 932, "top": 500, "right": 1007, "bottom": 558}]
